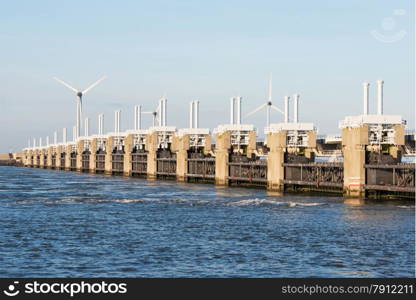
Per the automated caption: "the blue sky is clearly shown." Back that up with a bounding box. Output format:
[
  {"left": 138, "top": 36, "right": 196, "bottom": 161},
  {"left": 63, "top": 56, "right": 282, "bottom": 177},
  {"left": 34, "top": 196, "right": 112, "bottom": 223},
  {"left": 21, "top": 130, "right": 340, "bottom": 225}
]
[{"left": 0, "top": 0, "right": 414, "bottom": 152}]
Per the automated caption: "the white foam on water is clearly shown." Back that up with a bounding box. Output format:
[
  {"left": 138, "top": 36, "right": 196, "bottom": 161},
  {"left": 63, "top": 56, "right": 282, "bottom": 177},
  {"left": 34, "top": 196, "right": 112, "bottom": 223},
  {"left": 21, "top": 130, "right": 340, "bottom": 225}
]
[
  {"left": 229, "top": 199, "right": 327, "bottom": 208},
  {"left": 229, "top": 198, "right": 285, "bottom": 207},
  {"left": 397, "top": 205, "right": 415, "bottom": 209},
  {"left": 114, "top": 199, "right": 146, "bottom": 203},
  {"left": 288, "top": 202, "right": 326, "bottom": 207}
]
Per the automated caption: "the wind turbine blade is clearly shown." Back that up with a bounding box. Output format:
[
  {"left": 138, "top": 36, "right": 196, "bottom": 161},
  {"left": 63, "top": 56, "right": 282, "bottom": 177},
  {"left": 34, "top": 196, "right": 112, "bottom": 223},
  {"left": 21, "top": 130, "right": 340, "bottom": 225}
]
[
  {"left": 271, "top": 105, "right": 285, "bottom": 115},
  {"left": 53, "top": 77, "right": 79, "bottom": 93},
  {"left": 245, "top": 103, "right": 268, "bottom": 117},
  {"left": 268, "top": 73, "right": 272, "bottom": 101},
  {"left": 82, "top": 76, "right": 107, "bottom": 94}
]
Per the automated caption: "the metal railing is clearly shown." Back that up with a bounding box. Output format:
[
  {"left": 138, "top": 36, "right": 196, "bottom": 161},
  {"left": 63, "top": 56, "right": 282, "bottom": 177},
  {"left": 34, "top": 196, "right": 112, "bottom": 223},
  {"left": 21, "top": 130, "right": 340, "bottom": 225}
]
[
  {"left": 228, "top": 160, "right": 267, "bottom": 183},
  {"left": 283, "top": 162, "right": 344, "bottom": 188},
  {"left": 365, "top": 163, "right": 415, "bottom": 193}
]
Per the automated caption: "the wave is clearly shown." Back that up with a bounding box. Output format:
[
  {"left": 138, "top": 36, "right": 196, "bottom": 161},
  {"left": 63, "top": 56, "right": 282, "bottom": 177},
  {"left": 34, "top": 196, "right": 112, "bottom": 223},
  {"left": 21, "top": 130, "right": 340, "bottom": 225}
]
[
  {"left": 229, "top": 198, "right": 285, "bottom": 207},
  {"left": 114, "top": 199, "right": 146, "bottom": 203},
  {"left": 288, "top": 202, "right": 326, "bottom": 207},
  {"left": 229, "top": 198, "right": 327, "bottom": 208}
]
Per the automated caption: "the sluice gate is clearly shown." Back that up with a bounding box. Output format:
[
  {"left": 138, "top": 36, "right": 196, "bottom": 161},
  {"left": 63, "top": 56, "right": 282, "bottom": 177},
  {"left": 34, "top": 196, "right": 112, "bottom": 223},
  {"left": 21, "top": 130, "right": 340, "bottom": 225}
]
[
  {"left": 70, "top": 152, "right": 77, "bottom": 171},
  {"left": 60, "top": 152, "right": 65, "bottom": 170},
  {"left": 81, "top": 151, "right": 90, "bottom": 172},
  {"left": 186, "top": 153, "right": 215, "bottom": 181},
  {"left": 156, "top": 150, "right": 176, "bottom": 177},
  {"left": 131, "top": 151, "right": 147, "bottom": 176},
  {"left": 95, "top": 151, "right": 106, "bottom": 173},
  {"left": 283, "top": 162, "right": 344, "bottom": 190},
  {"left": 228, "top": 154, "right": 267, "bottom": 185},
  {"left": 111, "top": 151, "right": 124, "bottom": 174}
]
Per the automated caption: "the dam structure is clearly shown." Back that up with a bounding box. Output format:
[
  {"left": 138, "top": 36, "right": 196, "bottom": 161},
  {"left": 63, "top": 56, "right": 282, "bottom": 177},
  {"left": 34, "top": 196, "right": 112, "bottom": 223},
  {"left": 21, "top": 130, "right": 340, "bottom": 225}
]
[{"left": 21, "top": 81, "right": 415, "bottom": 199}]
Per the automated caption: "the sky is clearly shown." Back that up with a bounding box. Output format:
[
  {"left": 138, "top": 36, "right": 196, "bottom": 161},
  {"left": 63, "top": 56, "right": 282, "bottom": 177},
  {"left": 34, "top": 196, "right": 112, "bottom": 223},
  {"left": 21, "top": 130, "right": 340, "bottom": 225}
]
[{"left": 0, "top": 0, "right": 414, "bottom": 152}]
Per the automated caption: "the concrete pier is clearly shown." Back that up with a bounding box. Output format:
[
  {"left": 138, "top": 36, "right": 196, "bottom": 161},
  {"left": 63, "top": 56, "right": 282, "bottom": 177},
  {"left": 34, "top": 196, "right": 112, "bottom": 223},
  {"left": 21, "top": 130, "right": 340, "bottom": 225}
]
[
  {"left": 340, "top": 116, "right": 406, "bottom": 197},
  {"left": 65, "top": 145, "right": 72, "bottom": 171},
  {"left": 172, "top": 134, "right": 189, "bottom": 182},
  {"left": 214, "top": 130, "right": 230, "bottom": 186},
  {"left": 266, "top": 123, "right": 317, "bottom": 192},
  {"left": 105, "top": 137, "right": 114, "bottom": 175},
  {"left": 145, "top": 131, "right": 158, "bottom": 180},
  {"left": 341, "top": 125, "right": 368, "bottom": 197},
  {"left": 173, "top": 128, "right": 211, "bottom": 182},
  {"left": 266, "top": 131, "right": 286, "bottom": 191},
  {"left": 39, "top": 149, "right": 45, "bottom": 168},
  {"left": 213, "top": 124, "right": 257, "bottom": 186},
  {"left": 89, "top": 138, "right": 97, "bottom": 173},
  {"left": 47, "top": 147, "right": 52, "bottom": 168},
  {"left": 123, "top": 134, "right": 133, "bottom": 177},
  {"left": 76, "top": 140, "right": 83, "bottom": 172}
]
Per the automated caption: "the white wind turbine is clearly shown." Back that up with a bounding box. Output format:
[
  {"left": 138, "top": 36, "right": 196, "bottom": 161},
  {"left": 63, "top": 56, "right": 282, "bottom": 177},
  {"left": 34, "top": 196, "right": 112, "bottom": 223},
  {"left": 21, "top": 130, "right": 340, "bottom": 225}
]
[
  {"left": 53, "top": 76, "right": 107, "bottom": 139},
  {"left": 142, "top": 104, "right": 160, "bottom": 127},
  {"left": 245, "top": 74, "right": 285, "bottom": 126},
  {"left": 142, "top": 96, "right": 167, "bottom": 127}
]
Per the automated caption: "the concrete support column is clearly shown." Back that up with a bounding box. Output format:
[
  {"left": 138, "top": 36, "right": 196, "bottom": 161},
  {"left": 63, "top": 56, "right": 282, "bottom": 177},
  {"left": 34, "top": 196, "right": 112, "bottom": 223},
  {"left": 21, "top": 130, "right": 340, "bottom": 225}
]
[
  {"left": 146, "top": 132, "right": 158, "bottom": 179},
  {"left": 65, "top": 145, "right": 72, "bottom": 170},
  {"left": 56, "top": 146, "right": 62, "bottom": 169},
  {"left": 32, "top": 150, "right": 36, "bottom": 167},
  {"left": 31, "top": 151, "right": 35, "bottom": 167},
  {"left": 214, "top": 131, "right": 231, "bottom": 186},
  {"left": 246, "top": 131, "right": 257, "bottom": 157},
  {"left": 47, "top": 147, "right": 53, "bottom": 168},
  {"left": 203, "top": 135, "right": 212, "bottom": 155},
  {"left": 90, "top": 139, "right": 97, "bottom": 173},
  {"left": 305, "top": 131, "right": 317, "bottom": 160},
  {"left": 266, "top": 131, "right": 286, "bottom": 191},
  {"left": 24, "top": 151, "right": 30, "bottom": 166},
  {"left": 27, "top": 150, "right": 32, "bottom": 167},
  {"left": 342, "top": 126, "right": 368, "bottom": 197},
  {"left": 105, "top": 137, "right": 114, "bottom": 175},
  {"left": 76, "top": 140, "right": 83, "bottom": 172},
  {"left": 173, "top": 135, "right": 189, "bottom": 182},
  {"left": 39, "top": 150, "right": 45, "bottom": 168},
  {"left": 124, "top": 135, "right": 133, "bottom": 177},
  {"left": 389, "top": 124, "right": 405, "bottom": 160}
]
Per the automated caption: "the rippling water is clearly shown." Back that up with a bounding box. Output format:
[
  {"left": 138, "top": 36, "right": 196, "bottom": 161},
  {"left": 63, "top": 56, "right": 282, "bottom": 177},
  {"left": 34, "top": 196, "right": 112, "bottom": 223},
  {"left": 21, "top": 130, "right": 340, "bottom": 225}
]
[{"left": 0, "top": 166, "right": 414, "bottom": 277}]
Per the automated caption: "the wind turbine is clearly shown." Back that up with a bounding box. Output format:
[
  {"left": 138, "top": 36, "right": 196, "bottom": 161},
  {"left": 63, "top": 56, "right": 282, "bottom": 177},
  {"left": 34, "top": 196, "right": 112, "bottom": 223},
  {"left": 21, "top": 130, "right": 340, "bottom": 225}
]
[
  {"left": 245, "top": 74, "right": 285, "bottom": 126},
  {"left": 53, "top": 76, "right": 107, "bottom": 139},
  {"left": 142, "top": 96, "right": 167, "bottom": 127},
  {"left": 142, "top": 103, "right": 160, "bottom": 127}
]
